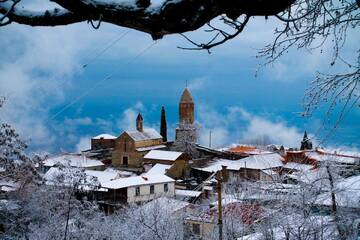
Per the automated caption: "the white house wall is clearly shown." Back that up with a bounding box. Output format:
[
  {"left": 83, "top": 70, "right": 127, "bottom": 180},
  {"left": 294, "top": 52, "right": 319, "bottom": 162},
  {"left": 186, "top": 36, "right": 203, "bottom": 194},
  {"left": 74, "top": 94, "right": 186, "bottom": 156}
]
[{"left": 127, "top": 182, "right": 175, "bottom": 203}]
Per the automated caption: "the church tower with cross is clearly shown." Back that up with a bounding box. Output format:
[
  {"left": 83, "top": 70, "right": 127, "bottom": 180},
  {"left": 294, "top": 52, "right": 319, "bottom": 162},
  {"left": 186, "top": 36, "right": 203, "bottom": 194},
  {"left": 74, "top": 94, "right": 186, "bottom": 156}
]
[{"left": 175, "top": 87, "right": 197, "bottom": 143}]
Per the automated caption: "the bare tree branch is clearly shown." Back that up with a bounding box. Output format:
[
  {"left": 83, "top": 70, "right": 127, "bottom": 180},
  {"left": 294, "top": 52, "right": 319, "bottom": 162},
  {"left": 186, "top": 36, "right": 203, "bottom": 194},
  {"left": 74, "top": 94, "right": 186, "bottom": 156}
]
[{"left": 0, "top": 0, "right": 294, "bottom": 39}]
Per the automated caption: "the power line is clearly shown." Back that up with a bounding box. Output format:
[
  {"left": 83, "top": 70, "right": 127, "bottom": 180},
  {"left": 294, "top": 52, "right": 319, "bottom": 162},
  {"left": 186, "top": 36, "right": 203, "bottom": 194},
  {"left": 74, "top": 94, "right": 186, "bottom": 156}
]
[
  {"left": 82, "top": 29, "right": 131, "bottom": 69},
  {"left": 50, "top": 40, "right": 158, "bottom": 121}
]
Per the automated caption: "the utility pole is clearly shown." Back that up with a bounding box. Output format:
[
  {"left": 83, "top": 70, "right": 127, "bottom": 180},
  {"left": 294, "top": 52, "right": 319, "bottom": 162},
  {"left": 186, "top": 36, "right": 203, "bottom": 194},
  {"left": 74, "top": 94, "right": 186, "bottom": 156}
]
[
  {"left": 216, "top": 166, "right": 227, "bottom": 240},
  {"left": 209, "top": 130, "right": 212, "bottom": 148}
]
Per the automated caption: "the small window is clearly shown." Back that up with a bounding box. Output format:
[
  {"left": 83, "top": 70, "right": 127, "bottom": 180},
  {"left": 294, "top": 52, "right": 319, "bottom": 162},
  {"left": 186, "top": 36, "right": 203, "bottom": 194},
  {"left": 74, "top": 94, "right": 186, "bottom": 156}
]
[
  {"left": 164, "top": 183, "right": 168, "bottom": 192},
  {"left": 150, "top": 185, "right": 154, "bottom": 194},
  {"left": 192, "top": 223, "right": 200, "bottom": 235},
  {"left": 135, "top": 187, "right": 140, "bottom": 196}
]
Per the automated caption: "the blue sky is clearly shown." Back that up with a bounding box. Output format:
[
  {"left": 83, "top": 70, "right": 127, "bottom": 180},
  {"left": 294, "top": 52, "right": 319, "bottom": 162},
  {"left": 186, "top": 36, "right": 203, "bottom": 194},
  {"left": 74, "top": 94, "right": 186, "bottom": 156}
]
[{"left": 0, "top": 2, "right": 359, "bottom": 153}]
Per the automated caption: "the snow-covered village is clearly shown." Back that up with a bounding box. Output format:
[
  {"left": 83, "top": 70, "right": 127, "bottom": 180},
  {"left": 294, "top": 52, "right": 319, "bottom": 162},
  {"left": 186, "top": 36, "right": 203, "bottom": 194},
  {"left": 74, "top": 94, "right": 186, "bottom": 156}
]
[{"left": 1, "top": 0, "right": 360, "bottom": 239}]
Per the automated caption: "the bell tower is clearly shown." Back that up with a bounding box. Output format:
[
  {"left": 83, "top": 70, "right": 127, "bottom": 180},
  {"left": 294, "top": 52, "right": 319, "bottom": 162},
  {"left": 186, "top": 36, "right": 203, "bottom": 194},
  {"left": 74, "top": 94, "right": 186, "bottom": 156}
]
[
  {"left": 179, "top": 88, "right": 194, "bottom": 126},
  {"left": 176, "top": 87, "right": 197, "bottom": 142},
  {"left": 136, "top": 113, "right": 143, "bottom": 132}
]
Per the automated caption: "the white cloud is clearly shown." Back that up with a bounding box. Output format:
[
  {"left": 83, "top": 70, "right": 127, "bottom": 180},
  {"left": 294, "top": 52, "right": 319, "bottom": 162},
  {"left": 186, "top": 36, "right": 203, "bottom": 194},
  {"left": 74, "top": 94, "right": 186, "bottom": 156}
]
[
  {"left": 187, "top": 77, "right": 207, "bottom": 91},
  {"left": 75, "top": 136, "right": 91, "bottom": 152},
  {"left": 240, "top": 115, "right": 303, "bottom": 147},
  {"left": 199, "top": 127, "right": 230, "bottom": 149},
  {"left": 64, "top": 117, "right": 93, "bottom": 126},
  {"left": 197, "top": 105, "right": 304, "bottom": 148},
  {"left": 0, "top": 18, "right": 123, "bottom": 152},
  {"left": 117, "top": 101, "right": 144, "bottom": 131}
]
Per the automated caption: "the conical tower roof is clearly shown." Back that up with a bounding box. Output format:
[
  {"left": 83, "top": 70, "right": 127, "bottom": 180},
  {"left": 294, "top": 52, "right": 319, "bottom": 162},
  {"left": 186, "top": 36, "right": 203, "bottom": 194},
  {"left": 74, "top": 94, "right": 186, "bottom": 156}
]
[
  {"left": 180, "top": 88, "right": 193, "bottom": 103},
  {"left": 136, "top": 113, "right": 143, "bottom": 121}
]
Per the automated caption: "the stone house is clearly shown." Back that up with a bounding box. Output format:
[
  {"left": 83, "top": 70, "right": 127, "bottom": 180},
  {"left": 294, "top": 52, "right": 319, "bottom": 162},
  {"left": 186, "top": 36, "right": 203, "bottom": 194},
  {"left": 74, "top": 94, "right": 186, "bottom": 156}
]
[
  {"left": 143, "top": 150, "right": 190, "bottom": 179},
  {"left": 192, "top": 153, "right": 284, "bottom": 182},
  {"left": 184, "top": 202, "right": 264, "bottom": 239},
  {"left": 91, "top": 134, "right": 116, "bottom": 150},
  {"left": 112, "top": 113, "right": 165, "bottom": 168}
]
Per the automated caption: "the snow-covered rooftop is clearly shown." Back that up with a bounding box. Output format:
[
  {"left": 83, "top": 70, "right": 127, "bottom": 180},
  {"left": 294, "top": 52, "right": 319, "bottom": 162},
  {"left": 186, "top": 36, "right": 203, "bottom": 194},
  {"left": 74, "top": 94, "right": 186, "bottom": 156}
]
[
  {"left": 305, "top": 151, "right": 359, "bottom": 164},
  {"left": 239, "top": 153, "right": 284, "bottom": 169},
  {"left": 193, "top": 159, "right": 238, "bottom": 173},
  {"left": 144, "top": 150, "right": 183, "bottom": 161},
  {"left": 126, "top": 128, "right": 162, "bottom": 141},
  {"left": 145, "top": 163, "right": 171, "bottom": 175},
  {"left": 102, "top": 174, "right": 174, "bottom": 189},
  {"left": 85, "top": 170, "right": 119, "bottom": 185},
  {"left": 283, "top": 162, "right": 314, "bottom": 172},
  {"left": 43, "top": 167, "right": 106, "bottom": 191},
  {"left": 175, "top": 189, "right": 201, "bottom": 198},
  {"left": 136, "top": 144, "right": 166, "bottom": 152},
  {"left": 194, "top": 153, "right": 284, "bottom": 173},
  {"left": 43, "top": 154, "right": 104, "bottom": 168},
  {"left": 92, "top": 134, "right": 117, "bottom": 139}
]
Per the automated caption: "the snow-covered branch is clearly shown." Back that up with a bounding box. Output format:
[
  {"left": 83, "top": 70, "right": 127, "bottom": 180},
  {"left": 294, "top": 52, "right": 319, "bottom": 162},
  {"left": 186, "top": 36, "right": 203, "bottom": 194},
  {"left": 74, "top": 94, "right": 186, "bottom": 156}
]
[{"left": 0, "top": 0, "right": 295, "bottom": 39}]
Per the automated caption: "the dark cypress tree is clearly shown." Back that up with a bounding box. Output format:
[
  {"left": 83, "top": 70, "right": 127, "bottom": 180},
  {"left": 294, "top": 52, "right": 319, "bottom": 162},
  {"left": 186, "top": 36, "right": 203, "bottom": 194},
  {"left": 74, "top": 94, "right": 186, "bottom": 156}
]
[{"left": 160, "top": 106, "right": 167, "bottom": 142}]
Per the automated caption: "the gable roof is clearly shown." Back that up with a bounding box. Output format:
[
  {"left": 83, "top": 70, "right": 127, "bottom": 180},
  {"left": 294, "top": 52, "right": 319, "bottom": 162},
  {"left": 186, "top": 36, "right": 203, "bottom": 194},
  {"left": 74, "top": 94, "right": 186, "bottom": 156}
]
[
  {"left": 125, "top": 128, "right": 162, "bottom": 141},
  {"left": 144, "top": 150, "right": 183, "bottom": 161}
]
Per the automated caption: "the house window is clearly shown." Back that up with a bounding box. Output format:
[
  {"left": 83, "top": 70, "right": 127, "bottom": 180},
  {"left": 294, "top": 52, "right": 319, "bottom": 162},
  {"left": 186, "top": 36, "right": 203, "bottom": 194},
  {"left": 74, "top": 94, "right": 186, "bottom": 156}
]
[
  {"left": 135, "top": 187, "right": 140, "bottom": 196},
  {"left": 150, "top": 185, "right": 154, "bottom": 194},
  {"left": 192, "top": 223, "right": 200, "bottom": 235},
  {"left": 164, "top": 183, "right": 168, "bottom": 192},
  {"left": 124, "top": 139, "right": 127, "bottom": 152}
]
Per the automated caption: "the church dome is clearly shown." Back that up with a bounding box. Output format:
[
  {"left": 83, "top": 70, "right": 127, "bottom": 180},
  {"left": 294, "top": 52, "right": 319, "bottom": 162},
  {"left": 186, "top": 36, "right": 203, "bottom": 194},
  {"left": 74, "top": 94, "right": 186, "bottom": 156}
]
[{"left": 180, "top": 88, "right": 193, "bottom": 103}]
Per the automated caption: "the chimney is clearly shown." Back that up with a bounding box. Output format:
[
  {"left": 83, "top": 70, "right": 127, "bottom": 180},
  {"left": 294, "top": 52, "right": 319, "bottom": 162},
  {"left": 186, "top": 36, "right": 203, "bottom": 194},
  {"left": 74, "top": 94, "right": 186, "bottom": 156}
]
[{"left": 136, "top": 113, "right": 143, "bottom": 132}]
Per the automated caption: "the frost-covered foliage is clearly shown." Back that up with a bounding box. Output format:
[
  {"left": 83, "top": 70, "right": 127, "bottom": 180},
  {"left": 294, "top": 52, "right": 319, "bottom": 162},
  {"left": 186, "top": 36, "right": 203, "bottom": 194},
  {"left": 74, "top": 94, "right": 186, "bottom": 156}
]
[
  {"left": 0, "top": 97, "right": 38, "bottom": 186},
  {"left": 224, "top": 161, "right": 360, "bottom": 240}
]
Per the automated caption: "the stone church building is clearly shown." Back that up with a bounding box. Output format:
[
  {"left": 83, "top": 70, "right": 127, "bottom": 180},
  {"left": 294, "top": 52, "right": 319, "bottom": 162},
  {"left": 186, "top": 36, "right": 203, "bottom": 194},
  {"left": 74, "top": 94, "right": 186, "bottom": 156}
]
[
  {"left": 112, "top": 87, "right": 197, "bottom": 168},
  {"left": 112, "top": 113, "right": 165, "bottom": 168}
]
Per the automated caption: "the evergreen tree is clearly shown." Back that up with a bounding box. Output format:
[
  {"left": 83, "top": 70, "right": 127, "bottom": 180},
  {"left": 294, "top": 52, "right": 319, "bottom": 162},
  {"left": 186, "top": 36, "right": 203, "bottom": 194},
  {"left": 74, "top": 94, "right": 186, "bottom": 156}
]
[{"left": 160, "top": 106, "right": 167, "bottom": 142}]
